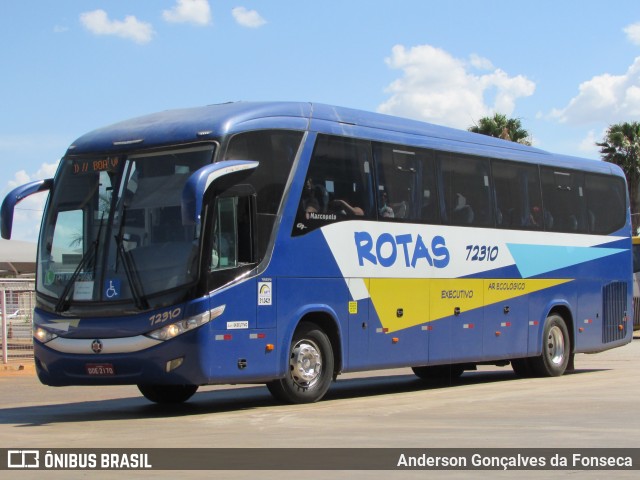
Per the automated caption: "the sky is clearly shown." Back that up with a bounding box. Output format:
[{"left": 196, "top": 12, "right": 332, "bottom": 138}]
[{"left": 2, "top": 0, "right": 640, "bottom": 242}]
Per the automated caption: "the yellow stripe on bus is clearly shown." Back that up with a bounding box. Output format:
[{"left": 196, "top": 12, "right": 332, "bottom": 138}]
[{"left": 367, "top": 278, "right": 572, "bottom": 333}]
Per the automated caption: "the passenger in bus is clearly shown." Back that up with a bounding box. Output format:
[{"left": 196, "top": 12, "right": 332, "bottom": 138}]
[
  {"left": 392, "top": 199, "right": 408, "bottom": 219},
  {"left": 420, "top": 193, "right": 439, "bottom": 223},
  {"left": 529, "top": 206, "right": 553, "bottom": 229},
  {"left": 330, "top": 198, "right": 364, "bottom": 216},
  {"left": 301, "top": 178, "right": 321, "bottom": 214},
  {"left": 529, "top": 206, "right": 543, "bottom": 227},
  {"left": 566, "top": 214, "right": 578, "bottom": 231},
  {"left": 452, "top": 193, "right": 474, "bottom": 224},
  {"left": 379, "top": 192, "right": 394, "bottom": 218}
]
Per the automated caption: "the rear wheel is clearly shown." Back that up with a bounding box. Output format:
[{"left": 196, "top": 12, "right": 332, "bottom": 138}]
[
  {"left": 267, "top": 323, "right": 334, "bottom": 403},
  {"left": 137, "top": 384, "right": 198, "bottom": 404},
  {"left": 529, "top": 314, "right": 570, "bottom": 377}
]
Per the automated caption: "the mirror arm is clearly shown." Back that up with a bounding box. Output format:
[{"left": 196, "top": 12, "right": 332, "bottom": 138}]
[{"left": 1, "top": 178, "right": 53, "bottom": 239}]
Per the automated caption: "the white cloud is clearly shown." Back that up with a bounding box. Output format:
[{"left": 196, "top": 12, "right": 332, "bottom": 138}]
[
  {"left": 80, "top": 9, "right": 154, "bottom": 44},
  {"left": 378, "top": 44, "right": 535, "bottom": 129},
  {"left": 163, "top": 0, "right": 212, "bottom": 26},
  {"left": 624, "top": 22, "right": 640, "bottom": 45},
  {"left": 231, "top": 7, "right": 267, "bottom": 28},
  {"left": 578, "top": 129, "right": 603, "bottom": 156},
  {"left": 549, "top": 56, "right": 640, "bottom": 125},
  {"left": 5, "top": 163, "right": 60, "bottom": 242},
  {"left": 469, "top": 54, "right": 494, "bottom": 71}
]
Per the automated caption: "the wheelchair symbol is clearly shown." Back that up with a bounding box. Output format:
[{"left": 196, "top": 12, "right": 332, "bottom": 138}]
[{"left": 105, "top": 279, "right": 120, "bottom": 299}]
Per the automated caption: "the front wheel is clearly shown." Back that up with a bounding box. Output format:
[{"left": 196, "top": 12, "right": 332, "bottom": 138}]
[
  {"left": 529, "top": 314, "right": 570, "bottom": 377},
  {"left": 511, "top": 358, "right": 533, "bottom": 377},
  {"left": 266, "top": 323, "right": 334, "bottom": 403},
  {"left": 137, "top": 384, "right": 198, "bottom": 404}
]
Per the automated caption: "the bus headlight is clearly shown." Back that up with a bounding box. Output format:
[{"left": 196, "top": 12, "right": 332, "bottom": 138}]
[
  {"left": 34, "top": 327, "right": 58, "bottom": 344},
  {"left": 146, "top": 305, "right": 225, "bottom": 341}
]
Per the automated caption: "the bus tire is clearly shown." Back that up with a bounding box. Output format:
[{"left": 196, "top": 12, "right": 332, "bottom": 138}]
[
  {"left": 529, "top": 313, "right": 570, "bottom": 377},
  {"left": 137, "top": 384, "right": 198, "bottom": 404},
  {"left": 511, "top": 358, "right": 533, "bottom": 377},
  {"left": 266, "top": 323, "right": 334, "bottom": 404},
  {"left": 412, "top": 364, "right": 465, "bottom": 382}
]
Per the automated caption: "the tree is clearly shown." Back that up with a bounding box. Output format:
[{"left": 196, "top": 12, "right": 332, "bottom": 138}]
[
  {"left": 468, "top": 113, "right": 532, "bottom": 145},
  {"left": 597, "top": 122, "right": 640, "bottom": 233}
]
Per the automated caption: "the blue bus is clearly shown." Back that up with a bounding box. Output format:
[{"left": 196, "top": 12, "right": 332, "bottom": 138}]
[{"left": 1, "top": 102, "right": 632, "bottom": 404}]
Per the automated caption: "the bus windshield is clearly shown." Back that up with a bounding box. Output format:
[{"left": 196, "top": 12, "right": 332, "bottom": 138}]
[{"left": 37, "top": 146, "right": 214, "bottom": 310}]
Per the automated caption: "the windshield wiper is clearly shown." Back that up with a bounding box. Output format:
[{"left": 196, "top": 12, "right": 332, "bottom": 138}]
[
  {"left": 54, "top": 220, "right": 103, "bottom": 313},
  {"left": 114, "top": 206, "right": 149, "bottom": 311}
]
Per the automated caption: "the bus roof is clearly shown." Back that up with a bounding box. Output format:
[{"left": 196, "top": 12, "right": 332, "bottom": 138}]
[{"left": 66, "top": 101, "right": 620, "bottom": 176}]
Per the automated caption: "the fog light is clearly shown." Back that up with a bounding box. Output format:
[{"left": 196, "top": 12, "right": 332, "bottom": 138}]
[{"left": 166, "top": 357, "right": 185, "bottom": 372}]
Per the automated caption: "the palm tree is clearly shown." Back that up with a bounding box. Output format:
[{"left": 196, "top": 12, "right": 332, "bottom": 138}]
[
  {"left": 469, "top": 113, "right": 532, "bottom": 145},
  {"left": 597, "top": 122, "right": 640, "bottom": 232}
]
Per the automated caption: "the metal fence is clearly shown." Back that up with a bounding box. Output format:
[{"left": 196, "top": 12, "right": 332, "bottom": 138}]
[{"left": 1, "top": 279, "right": 35, "bottom": 364}]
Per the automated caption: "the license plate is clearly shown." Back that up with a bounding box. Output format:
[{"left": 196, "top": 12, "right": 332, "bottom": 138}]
[{"left": 85, "top": 363, "right": 115, "bottom": 376}]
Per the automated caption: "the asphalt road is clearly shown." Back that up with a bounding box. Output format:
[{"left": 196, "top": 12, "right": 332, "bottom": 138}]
[{"left": 1, "top": 338, "right": 640, "bottom": 479}]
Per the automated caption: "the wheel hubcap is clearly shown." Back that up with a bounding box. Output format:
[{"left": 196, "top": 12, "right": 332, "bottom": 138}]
[
  {"left": 546, "top": 325, "right": 565, "bottom": 366},
  {"left": 290, "top": 339, "right": 322, "bottom": 388}
]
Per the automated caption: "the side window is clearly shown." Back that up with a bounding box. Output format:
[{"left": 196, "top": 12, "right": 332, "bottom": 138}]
[
  {"left": 373, "top": 144, "right": 439, "bottom": 223},
  {"left": 225, "top": 130, "right": 303, "bottom": 257},
  {"left": 541, "top": 168, "right": 587, "bottom": 233},
  {"left": 293, "top": 135, "right": 374, "bottom": 235},
  {"left": 439, "top": 153, "right": 492, "bottom": 227},
  {"left": 584, "top": 173, "right": 626, "bottom": 234},
  {"left": 634, "top": 242, "right": 640, "bottom": 274},
  {"left": 492, "top": 160, "right": 543, "bottom": 230},
  {"left": 224, "top": 130, "right": 303, "bottom": 215},
  {"left": 210, "top": 194, "right": 255, "bottom": 271}
]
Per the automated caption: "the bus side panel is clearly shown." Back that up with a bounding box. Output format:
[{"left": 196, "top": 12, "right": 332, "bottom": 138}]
[
  {"left": 346, "top": 278, "right": 370, "bottom": 371},
  {"left": 429, "top": 279, "right": 483, "bottom": 364},
  {"left": 366, "top": 278, "right": 429, "bottom": 369},
  {"left": 202, "top": 279, "right": 278, "bottom": 383},
  {"left": 199, "top": 327, "right": 279, "bottom": 383},
  {"left": 483, "top": 294, "right": 528, "bottom": 360},
  {"left": 275, "top": 277, "right": 348, "bottom": 377},
  {"left": 366, "top": 318, "right": 429, "bottom": 370},
  {"left": 427, "top": 317, "right": 453, "bottom": 366},
  {"left": 575, "top": 278, "right": 606, "bottom": 353}
]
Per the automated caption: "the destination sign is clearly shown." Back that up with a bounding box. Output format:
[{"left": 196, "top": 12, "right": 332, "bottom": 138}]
[{"left": 72, "top": 157, "right": 120, "bottom": 175}]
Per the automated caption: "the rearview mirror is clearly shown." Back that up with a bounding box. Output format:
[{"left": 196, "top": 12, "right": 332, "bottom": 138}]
[
  {"left": 1, "top": 178, "right": 53, "bottom": 239},
  {"left": 181, "top": 160, "right": 258, "bottom": 226}
]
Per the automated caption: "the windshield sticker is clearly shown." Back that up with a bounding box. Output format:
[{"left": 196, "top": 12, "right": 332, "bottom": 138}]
[
  {"left": 73, "top": 281, "right": 94, "bottom": 300},
  {"left": 44, "top": 270, "right": 56, "bottom": 286},
  {"left": 104, "top": 279, "right": 121, "bottom": 300}
]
